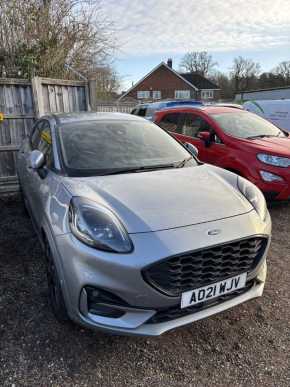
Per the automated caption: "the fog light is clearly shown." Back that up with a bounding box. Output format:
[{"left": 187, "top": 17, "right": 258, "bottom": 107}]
[
  {"left": 89, "top": 303, "right": 124, "bottom": 318},
  {"left": 82, "top": 286, "right": 127, "bottom": 318},
  {"left": 260, "top": 170, "right": 283, "bottom": 182}
]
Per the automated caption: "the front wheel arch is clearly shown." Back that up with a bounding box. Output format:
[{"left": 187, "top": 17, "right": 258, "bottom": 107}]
[
  {"left": 43, "top": 231, "right": 70, "bottom": 322},
  {"left": 226, "top": 168, "right": 244, "bottom": 177}
]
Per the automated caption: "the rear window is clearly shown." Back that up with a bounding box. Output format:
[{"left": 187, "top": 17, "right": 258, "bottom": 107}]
[{"left": 137, "top": 107, "right": 147, "bottom": 117}]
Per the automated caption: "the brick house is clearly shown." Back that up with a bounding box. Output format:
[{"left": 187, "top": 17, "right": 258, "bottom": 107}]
[{"left": 119, "top": 59, "right": 220, "bottom": 102}]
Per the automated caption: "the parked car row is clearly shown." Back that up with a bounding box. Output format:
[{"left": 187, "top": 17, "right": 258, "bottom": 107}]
[
  {"left": 17, "top": 110, "right": 272, "bottom": 336},
  {"left": 132, "top": 102, "right": 290, "bottom": 201}
]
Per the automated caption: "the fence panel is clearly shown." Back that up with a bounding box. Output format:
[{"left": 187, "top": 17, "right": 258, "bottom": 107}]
[
  {"left": 32, "top": 77, "right": 90, "bottom": 116},
  {"left": 95, "top": 102, "right": 135, "bottom": 113},
  {"left": 0, "top": 79, "right": 35, "bottom": 193}
]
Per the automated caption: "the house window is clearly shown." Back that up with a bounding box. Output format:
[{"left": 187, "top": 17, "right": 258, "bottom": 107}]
[
  {"left": 152, "top": 90, "right": 161, "bottom": 99},
  {"left": 201, "top": 90, "right": 214, "bottom": 99},
  {"left": 175, "top": 90, "right": 190, "bottom": 99},
  {"left": 137, "top": 90, "right": 150, "bottom": 99}
]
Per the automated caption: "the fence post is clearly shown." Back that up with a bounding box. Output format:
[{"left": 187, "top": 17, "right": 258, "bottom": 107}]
[
  {"left": 31, "top": 76, "right": 45, "bottom": 117},
  {"left": 88, "top": 78, "right": 97, "bottom": 111}
]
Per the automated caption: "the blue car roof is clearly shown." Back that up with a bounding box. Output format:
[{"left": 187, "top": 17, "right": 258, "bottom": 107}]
[
  {"left": 163, "top": 100, "right": 203, "bottom": 107},
  {"left": 135, "top": 100, "right": 203, "bottom": 110}
]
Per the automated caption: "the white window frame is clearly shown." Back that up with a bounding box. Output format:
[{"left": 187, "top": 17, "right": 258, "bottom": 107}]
[
  {"left": 201, "top": 90, "right": 214, "bottom": 99},
  {"left": 152, "top": 90, "right": 161, "bottom": 99},
  {"left": 137, "top": 90, "right": 150, "bottom": 99},
  {"left": 175, "top": 90, "right": 191, "bottom": 99}
]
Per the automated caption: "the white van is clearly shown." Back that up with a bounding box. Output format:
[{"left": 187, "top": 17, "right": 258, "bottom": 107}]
[{"left": 243, "top": 99, "right": 290, "bottom": 132}]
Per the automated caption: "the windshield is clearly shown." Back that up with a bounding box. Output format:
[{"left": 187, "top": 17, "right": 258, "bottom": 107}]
[
  {"left": 211, "top": 111, "right": 286, "bottom": 139},
  {"left": 58, "top": 119, "right": 196, "bottom": 176}
]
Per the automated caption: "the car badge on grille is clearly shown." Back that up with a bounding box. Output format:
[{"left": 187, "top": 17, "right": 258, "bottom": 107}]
[{"left": 207, "top": 229, "right": 221, "bottom": 236}]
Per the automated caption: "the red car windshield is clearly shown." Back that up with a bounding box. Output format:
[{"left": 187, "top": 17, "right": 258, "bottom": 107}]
[{"left": 210, "top": 111, "right": 286, "bottom": 139}]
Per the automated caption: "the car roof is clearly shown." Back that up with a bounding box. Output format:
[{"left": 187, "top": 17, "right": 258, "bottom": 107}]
[
  {"left": 156, "top": 106, "right": 246, "bottom": 115},
  {"left": 43, "top": 111, "right": 145, "bottom": 125},
  {"left": 134, "top": 100, "right": 203, "bottom": 110}
]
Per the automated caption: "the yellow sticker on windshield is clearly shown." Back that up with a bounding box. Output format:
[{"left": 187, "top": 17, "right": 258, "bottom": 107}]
[{"left": 41, "top": 130, "right": 52, "bottom": 144}]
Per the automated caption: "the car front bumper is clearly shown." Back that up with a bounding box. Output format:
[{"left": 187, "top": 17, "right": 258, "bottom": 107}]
[{"left": 53, "top": 210, "right": 271, "bottom": 336}]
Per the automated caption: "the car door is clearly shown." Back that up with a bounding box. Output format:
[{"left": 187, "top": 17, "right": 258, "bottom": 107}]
[
  {"left": 22, "top": 120, "right": 54, "bottom": 228},
  {"left": 178, "top": 113, "right": 228, "bottom": 166},
  {"left": 17, "top": 120, "right": 44, "bottom": 202}
]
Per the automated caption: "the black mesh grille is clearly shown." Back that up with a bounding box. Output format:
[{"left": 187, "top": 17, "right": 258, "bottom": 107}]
[
  {"left": 146, "top": 281, "right": 255, "bottom": 324},
  {"left": 143, "top": 237, "right": 267, "bottom": 296}
]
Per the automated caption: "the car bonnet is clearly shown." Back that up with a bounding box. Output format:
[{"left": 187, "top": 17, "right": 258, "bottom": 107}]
[{"left": 62, "top": 165, "right": 253, "bottom": 234}]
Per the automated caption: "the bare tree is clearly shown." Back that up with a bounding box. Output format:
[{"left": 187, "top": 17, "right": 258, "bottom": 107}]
[
  {"left": 230, "top": 56, "right": 261, "bottom": 91},
  {"left": 0, "top": 0, "right": 116, "bottom": 79},
  {"left": 91, "top": 66, "right": 120, "bottom": 99},
  {"left": 209, "top": 71, "right": 235, "bottom": 100},
  {"left": 258, "top": 72, "right": 286, "bottom": 89},
  {"left": 272, "top": 61, "right": 290, "bottom": 84},
  {"left": 180, "top": 51, "right": 217, "bottom": 76}
]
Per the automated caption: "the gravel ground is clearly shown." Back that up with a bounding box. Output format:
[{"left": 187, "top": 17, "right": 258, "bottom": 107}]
[{"left": 0, "top": 194, "right": 289, "bottom": 387}]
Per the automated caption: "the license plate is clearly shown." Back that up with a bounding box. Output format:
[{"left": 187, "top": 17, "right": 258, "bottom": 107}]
[{"left": 181, "top": 273, "right": 247, "bottom": 309}]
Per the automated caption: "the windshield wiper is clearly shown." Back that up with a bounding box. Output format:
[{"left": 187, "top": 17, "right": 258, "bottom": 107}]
[
  {"left": 175, "top": 156, "right": 193, "bottom": 168},
  {"left": 102, "top": 163, "right": 177, "bottom": 176},
  {"left": 247, "top": 134, "right": 277, "bottom": 139},
  {"left": 101, "top": 157, "right": 193, "bottom": 176}
]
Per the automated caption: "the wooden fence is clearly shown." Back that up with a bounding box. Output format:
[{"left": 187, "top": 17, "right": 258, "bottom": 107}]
[
  {"left": 94, "top": 101, "right": 135, "bottom": 113},
  {"left": 32, "top": 77, "right": 90, "bottom": 116},
  {"left": 0, "top": 79, "right": 35, "bottom": 193},
  {"left": 0, "top": 76, "right": 90, "bottom": 193}
]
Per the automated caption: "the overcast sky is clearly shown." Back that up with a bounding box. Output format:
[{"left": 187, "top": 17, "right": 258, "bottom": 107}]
[{"left": 102, "top": 0, "right": 290, "bottom": 90}]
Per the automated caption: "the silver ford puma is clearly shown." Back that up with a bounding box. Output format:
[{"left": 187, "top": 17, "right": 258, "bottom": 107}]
[{"left": 17, "top": 112, "right": 271, "bottom": 336}]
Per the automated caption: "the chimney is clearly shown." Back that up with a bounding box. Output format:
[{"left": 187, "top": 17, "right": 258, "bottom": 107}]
[{"left": 167, "top": 58, "right": 173, "bottom": 68}]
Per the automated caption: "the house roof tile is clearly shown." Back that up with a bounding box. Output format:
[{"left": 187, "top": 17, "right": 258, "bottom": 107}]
[{"left": 180, "top": 73, "right": 219, "bottom": 90}]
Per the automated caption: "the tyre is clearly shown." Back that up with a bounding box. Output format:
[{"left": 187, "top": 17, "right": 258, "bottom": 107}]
[
  {"left": 19, "top": 186, "right": 29, "bottom": 216},
  {"left": 45, "top": 241, "right": 70, "bottom": 322}
]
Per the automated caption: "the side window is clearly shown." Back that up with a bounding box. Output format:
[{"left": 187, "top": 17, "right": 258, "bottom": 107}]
[
  {"left": 30, "top": 122, "right": 42, "bottom": 149},
  {"left": 138, "top": 107, "right": 147, "bottom": 117},
  {"left": 30, "top": 120, "right": 53, "bottom": 168},
  {"left": 214, "top": 134, "right": 223, "bottom": 144},
  {"left": 182, "top": 114, "right": 212, "bottom": 138},
  {"left": 38, "top": 121, "right": 53, "bottom": 168},
  {"left": 158, "top": 113, "right": 182, "bottom": 133}
]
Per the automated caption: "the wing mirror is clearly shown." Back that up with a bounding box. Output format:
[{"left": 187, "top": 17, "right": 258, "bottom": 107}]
[
  {"left": 198, "top": 131, "right": 211, "bottom": 147},
  {"left": 184, "top": 142, "right": 199, "bottom": 158},
  {"left": 30, "top": 150, "right": 45, "bottom": 170}
]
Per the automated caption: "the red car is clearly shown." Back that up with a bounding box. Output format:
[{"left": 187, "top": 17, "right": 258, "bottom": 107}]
[{"left": 154, "top": 106, "right": 290, "bottom": 200}]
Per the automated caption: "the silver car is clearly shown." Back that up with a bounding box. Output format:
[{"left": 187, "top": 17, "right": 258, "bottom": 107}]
[{"left": 17, "top": 112, "right": 271, "bottom": 336}]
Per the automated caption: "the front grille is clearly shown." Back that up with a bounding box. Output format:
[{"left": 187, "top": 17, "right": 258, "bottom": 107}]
[
  {"left": 143, "top": 237, "right": 267, "bottom": 296},
  {"left": 146, "top": 281, "right": 255, "bottom": 324}
]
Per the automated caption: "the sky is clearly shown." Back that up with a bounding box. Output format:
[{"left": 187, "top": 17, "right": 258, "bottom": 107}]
[{"left": 101, "top": 0, "right": 290, "bottom": 91}]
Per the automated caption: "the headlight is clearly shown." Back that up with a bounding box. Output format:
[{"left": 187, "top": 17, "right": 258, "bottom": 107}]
[
  {"left": 257, "top": 154, "right": 290, "bottom": 168},
  {"left": 68, "top": 197, "right": 133, "bottom": 253},
  {"left": 238, "top": 176, "right": 267, "bottom": 221}
]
